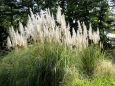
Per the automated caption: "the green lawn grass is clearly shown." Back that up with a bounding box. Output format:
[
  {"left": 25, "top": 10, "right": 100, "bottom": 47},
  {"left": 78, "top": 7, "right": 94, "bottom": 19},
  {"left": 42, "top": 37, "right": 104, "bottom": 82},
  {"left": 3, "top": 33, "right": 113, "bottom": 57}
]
[{"left": 112, "top": 31, "right": 115, "bottom": 34}]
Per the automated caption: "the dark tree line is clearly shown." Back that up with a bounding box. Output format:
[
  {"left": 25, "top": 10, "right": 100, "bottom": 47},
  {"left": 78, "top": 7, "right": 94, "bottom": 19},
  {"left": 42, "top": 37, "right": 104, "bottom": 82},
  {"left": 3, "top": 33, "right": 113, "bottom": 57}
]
[{"left": 0, "top": 0, "right": 114, "bottom": 49}]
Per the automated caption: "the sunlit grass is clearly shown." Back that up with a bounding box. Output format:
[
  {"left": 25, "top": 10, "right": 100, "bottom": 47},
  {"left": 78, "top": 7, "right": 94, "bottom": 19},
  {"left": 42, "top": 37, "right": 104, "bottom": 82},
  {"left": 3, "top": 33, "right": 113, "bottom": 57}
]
[
  {"left": 112, "top": 31, "right": 115, "bottom": 34},
  {"left": 0, "top": 42, "right": 114, "bottom": 86}
]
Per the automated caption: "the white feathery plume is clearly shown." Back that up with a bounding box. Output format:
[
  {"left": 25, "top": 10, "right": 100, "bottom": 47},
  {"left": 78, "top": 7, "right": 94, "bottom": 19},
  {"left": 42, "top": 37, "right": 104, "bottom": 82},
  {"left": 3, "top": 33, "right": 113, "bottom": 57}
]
[
  {"left": 7, "top": 36, "right": 12, "bottom": 49},
  {"left": 7, "top": 6, "right": 101, "bottom": 50},
  {"left": 57, "top": 6, "right": 62, "bottom": 24},
  {"left": 83, "top": 22, "right": 88, "bottom": 38},
  {"left": 19, "top": 22, "right": 24, "bottom": 35},
  {"left": 16, "top": 31, "right": 20, "bottom": 45},
  {"left": 77, "top": 21, "right": 82, "bottom": 34},
  {"left": 11, "top": 27, "right": 17, "bottom": 48},
  {"left": 72, "top": 28, "right": 76, "bottom": 45},
  {"left": 89, "top": 24, "right": 93, "bottom": 40},
  {"left": 100, "top": 42, "right": 103, "bottom": 49}
]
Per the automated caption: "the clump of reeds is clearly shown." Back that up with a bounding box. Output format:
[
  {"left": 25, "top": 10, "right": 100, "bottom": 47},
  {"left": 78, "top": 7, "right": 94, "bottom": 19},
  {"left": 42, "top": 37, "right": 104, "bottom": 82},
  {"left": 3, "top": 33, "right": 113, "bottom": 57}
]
[
  {"left": 7, "top": 6, "right": 101, "bottom": 50},
  {"left": 94, "top": 60, "right": 115, "bottom": 77}
]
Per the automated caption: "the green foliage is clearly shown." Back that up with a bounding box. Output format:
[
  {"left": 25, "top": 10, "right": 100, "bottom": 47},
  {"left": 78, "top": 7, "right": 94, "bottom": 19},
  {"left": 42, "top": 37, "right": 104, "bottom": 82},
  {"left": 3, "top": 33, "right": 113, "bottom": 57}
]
[
  {"left": 0, "top": 41, "right": 114, "bottom": 86},
  {"left": 112, "top": 31, "right": 115, "bottom": 34},
  {"left": 72, "top": 77, "right": 115, "bottom": 86},
  {"left": 0, "top": 42, "right": 66, "bottom": 86},
  {"left": 76, "top": 46, "right": 103, "bottom": 76},
  {"left": 0, "top": 15, "right": 11, "bottom": 48},
  {"left": 58, "top": 0, "right": 113, "bottom": 44},
  {"left": 0, "top": 0, "right": 29, "bottom": 48}
]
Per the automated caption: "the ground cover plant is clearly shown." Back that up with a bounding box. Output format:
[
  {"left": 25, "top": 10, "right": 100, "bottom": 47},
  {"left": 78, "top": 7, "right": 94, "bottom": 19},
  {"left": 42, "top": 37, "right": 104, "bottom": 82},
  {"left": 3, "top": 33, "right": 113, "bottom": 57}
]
[{"left": 0, "top": 6, "right": 115, "bottom": 86}]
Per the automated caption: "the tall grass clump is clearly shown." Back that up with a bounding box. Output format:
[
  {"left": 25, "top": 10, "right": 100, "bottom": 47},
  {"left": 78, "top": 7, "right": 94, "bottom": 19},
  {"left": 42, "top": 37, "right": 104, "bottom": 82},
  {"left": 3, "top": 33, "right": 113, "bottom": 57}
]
[
  {"left": 94, "top": 59, "right": 115, "bottom": 78},
  {"left": 0, "top": 42, "right": 69, "bottom": 86},
  {"left": 0, "top": 6, "right": 114, "bottom": 86},
  {"left": 76, "top": 46, "right": 103, "bottom": 76}
]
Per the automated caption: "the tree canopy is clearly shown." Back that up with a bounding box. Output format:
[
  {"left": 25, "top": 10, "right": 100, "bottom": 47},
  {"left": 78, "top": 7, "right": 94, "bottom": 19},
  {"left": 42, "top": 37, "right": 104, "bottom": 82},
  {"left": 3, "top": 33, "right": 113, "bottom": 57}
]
[{"left": 0, "top": 0, "right": 114, "bottom": 48}]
